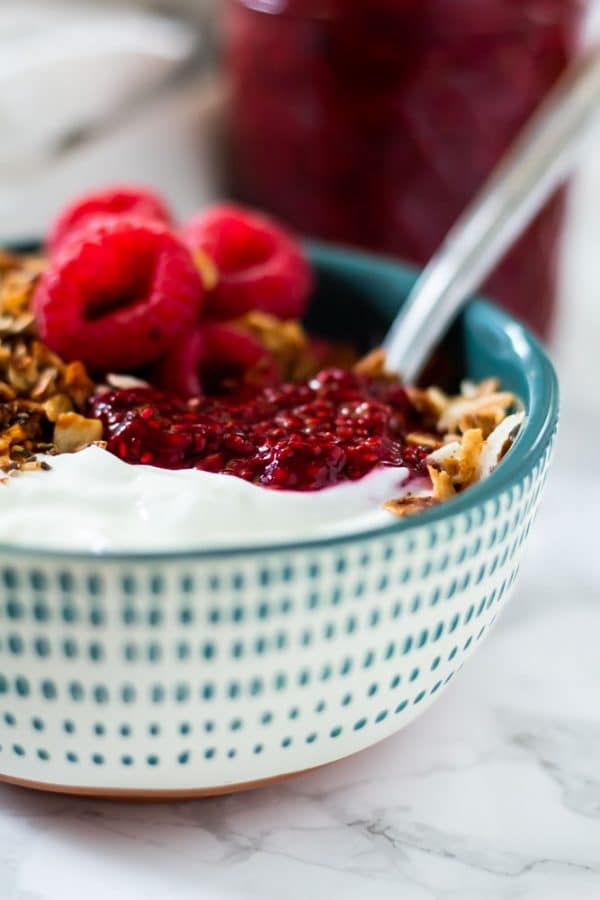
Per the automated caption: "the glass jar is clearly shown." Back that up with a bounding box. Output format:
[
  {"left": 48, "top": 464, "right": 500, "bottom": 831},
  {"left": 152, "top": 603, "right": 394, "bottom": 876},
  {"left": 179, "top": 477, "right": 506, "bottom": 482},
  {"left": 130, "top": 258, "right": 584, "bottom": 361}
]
[{"left": 223, "top": 0, "right": 584, "bottom": 336}]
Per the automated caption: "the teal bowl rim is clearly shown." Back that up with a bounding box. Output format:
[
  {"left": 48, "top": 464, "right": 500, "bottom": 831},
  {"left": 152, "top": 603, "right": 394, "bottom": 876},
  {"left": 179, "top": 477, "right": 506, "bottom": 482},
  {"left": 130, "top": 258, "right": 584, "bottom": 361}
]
[{"left": 0, "top": 241, "right": 559, "bottom": 561}]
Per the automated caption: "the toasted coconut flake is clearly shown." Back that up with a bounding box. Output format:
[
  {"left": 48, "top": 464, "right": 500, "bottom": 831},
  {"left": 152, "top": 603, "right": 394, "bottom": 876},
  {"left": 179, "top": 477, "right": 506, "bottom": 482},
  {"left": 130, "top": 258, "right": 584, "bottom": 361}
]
[
  {"left": 460, "top": 377, "right": 500, "bottom": 399},
  {"left": 54, "top": 412, "right": 103, "bottom": 453},
  {"left": 384, "top": 495, "right": 439, "bottom": 518},
  {"left": 427, "top": 465, "right": 456, "bottom": 501},
  {"left": 43, "top": 393, "right": 73, "bottom": 423},
  {"left": 405, "top": 431, "right": 443, "bottom": 449},
  {"left": 106, "top": 373, "right": 150, "bottom": 390},
  {"left": 456, "top": 428, "right": 484, "bottom": 485},
  {"left": 354, "top": 347, "right": 388, "bottom": 378},
  {"left": 427, "top": 406, "right": 524, "bottom": 497},
  {"left": 31, "top": 366, "right": 58, "bottom": 400},
  {"left": 20, "top": 459, "right": 45, "bottom": 472},
  {"left": 407, "top": 385, "right": 449, "bottom": 424},
  {"left": 442, "top": 432, "right": 462, "bottom": 444},
  {"left": 427, "top": 428, "right": 483, "bottom": 490},
  {"left": 477, "top": 412, "right": 525, "bottom": 479},
  {"left": 437, "top": 391, "right": 514, "bottom": 433},
  {"left": 428, "top": 438, "right": 460, "bottom": 463},
  {"left": 459, "top": 406, "right": 505, "bottom": 438}
]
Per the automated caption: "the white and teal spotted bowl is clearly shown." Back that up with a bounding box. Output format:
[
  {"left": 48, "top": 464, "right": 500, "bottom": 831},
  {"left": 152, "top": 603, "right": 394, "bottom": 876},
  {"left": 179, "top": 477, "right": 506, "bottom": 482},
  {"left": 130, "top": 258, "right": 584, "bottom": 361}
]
[{"left": 0, "top": 243, "right": 558, "bottom": 797}]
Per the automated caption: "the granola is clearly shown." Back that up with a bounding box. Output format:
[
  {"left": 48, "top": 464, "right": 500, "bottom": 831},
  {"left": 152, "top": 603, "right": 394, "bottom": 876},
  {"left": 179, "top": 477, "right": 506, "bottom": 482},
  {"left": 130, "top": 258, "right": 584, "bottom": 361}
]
[
  {"left": 0, "top": 253, "right": 96, "bottom": 474},
  {"left": 235, "top": 310, "right": 310, "bottom": 381},
  {"left": 386, "top": 372, "right": 523, "bottom": 518},
  {"left": 236, "top": 309, "right": 357, "bottom": 381},
  {"left": 53, "top": 412, "right": 104, "bottom": 453}
]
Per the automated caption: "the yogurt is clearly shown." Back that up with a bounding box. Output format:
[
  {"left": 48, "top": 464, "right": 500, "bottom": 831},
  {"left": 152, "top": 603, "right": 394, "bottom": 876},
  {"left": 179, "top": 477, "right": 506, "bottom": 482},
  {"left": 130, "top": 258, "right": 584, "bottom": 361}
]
[{"left": 0, "top": 445, "right": 424, "bottom": 553}]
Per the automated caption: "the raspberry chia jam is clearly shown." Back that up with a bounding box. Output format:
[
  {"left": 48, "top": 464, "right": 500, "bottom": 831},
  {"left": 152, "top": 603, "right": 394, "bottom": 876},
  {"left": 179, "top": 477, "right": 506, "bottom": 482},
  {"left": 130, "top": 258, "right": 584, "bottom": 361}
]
[
  {"left": 89, "top": 369, "right": 433, "bottom": 492},
  {"left": 224, "top": 0, "right": 584, "bottom": 336}
]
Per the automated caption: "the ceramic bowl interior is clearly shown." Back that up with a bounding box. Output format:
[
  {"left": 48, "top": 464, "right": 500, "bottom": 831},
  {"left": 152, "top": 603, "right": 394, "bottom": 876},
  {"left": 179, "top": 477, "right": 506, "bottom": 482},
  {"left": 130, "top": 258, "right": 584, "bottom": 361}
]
[{"left": 0, "top": 242, "right": 558, "bottom": 797}]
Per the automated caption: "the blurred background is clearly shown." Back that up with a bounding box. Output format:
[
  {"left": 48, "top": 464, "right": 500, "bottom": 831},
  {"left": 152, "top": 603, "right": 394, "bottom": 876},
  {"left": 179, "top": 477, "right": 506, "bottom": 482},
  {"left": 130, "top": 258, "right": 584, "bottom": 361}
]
[
  {"left": 0, "top": 0, "right": 598, "bottom": 514},
  {"left": 1, "top": 0, "right": 597, "bottom": 334},
  {"left": 0, "top": 0, "right": 220, "bottom": 242}
]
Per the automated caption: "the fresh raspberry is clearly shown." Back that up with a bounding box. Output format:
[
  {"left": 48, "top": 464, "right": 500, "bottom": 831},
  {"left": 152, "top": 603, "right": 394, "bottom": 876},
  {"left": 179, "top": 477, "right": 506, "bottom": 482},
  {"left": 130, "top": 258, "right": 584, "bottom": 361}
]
[
  {"left": 33, "top": 218, "right": 205, "bottom": 372},
  {"left": 153, "top": 321, "right": 278, "bottom": 398},
  {"left": 181, "top": 204, "right": 313, "bottom": 320},
  {"left": 48, "top": 184, "right": 173, "bottom": 253},
  {"left": 201, "top": 321, "right": 280, "bottom": 393},
  {"left": 151, "top": 329, "right": 206, "bottom": 398}
]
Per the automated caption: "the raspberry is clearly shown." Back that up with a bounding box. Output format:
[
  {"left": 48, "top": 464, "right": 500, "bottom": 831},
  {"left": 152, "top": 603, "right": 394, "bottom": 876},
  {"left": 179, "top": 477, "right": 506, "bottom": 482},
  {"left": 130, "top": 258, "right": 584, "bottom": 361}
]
[
  {"left": 181, "top": 204, "right": 313, "bottom": 320},
  {"left": 48, "top": 184, "right": 172, "bottom": 253},
  {"left": 153, "top": 321, "right": 278, "bottom": 398},
  {"left": 33, "top": 218, "right": 205, "bottom": 372},
  {"left": 201, "top": 321, "right": 279, "bottom": 393},
  {"left": 152, "top": 329, "right": 206, "bottom": 398}
]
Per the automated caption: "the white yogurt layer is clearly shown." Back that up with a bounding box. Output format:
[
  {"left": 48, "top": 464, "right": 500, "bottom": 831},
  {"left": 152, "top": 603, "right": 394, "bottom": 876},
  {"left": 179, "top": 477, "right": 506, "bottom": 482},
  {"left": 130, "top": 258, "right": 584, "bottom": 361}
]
[{"left": 0, "top": 446, "right": 423, "bottom": 553}]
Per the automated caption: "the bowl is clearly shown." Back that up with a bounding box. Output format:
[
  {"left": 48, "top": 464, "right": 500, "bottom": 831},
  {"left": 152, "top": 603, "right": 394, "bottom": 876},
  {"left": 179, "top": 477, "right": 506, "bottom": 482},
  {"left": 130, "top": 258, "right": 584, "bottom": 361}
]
[{"left": 0, "top": 242, "right": 558, "bottom": 797}]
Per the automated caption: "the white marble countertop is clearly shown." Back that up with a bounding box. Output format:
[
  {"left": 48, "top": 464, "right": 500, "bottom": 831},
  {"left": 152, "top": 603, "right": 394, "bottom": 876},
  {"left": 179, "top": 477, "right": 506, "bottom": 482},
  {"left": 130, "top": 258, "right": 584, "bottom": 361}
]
[{"left": 2, "top": 53, "right": 600, "bottom": 900}]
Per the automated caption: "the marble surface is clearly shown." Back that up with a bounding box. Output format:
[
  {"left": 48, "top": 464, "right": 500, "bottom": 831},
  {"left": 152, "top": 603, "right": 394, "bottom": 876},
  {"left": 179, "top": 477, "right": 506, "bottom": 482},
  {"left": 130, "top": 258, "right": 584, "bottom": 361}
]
[{"left": 2, "top": 44, "right": 600, "bottom": 900}]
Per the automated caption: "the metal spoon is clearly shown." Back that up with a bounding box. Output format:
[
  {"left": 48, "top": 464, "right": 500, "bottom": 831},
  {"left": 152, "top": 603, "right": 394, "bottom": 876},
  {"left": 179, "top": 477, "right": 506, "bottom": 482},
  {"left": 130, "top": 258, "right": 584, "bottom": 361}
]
[{"left": 383, "top": 48, "right": 600, "bottom": 383}]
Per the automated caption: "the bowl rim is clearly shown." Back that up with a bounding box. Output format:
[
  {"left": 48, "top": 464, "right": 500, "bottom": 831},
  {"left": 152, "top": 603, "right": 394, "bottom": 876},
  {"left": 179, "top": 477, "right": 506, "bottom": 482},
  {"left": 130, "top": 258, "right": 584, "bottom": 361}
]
[{"left": 0, "top": 241, "right": 559, "bottom": 562}]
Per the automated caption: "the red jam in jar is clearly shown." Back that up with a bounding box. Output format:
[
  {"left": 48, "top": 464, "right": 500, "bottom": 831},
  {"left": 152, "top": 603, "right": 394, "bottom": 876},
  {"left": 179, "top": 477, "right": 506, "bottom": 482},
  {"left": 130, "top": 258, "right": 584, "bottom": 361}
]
[{"left": 224, "top": 0, "right": 583, "bottom": 336}]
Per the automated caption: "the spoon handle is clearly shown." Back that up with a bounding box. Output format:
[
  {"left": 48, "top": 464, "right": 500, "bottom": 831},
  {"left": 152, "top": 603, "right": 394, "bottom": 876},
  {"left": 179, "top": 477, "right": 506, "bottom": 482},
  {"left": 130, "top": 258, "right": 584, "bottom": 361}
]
[{"left": 383, "top": 48, "right": 600, "bottom": 382}]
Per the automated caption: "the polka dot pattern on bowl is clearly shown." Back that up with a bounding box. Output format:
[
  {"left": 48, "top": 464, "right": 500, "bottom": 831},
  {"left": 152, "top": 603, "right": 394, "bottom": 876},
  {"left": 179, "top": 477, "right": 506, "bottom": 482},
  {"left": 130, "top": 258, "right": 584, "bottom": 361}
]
[{"left": 0, "top": 438, "right": 553, "bottom": 793}]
